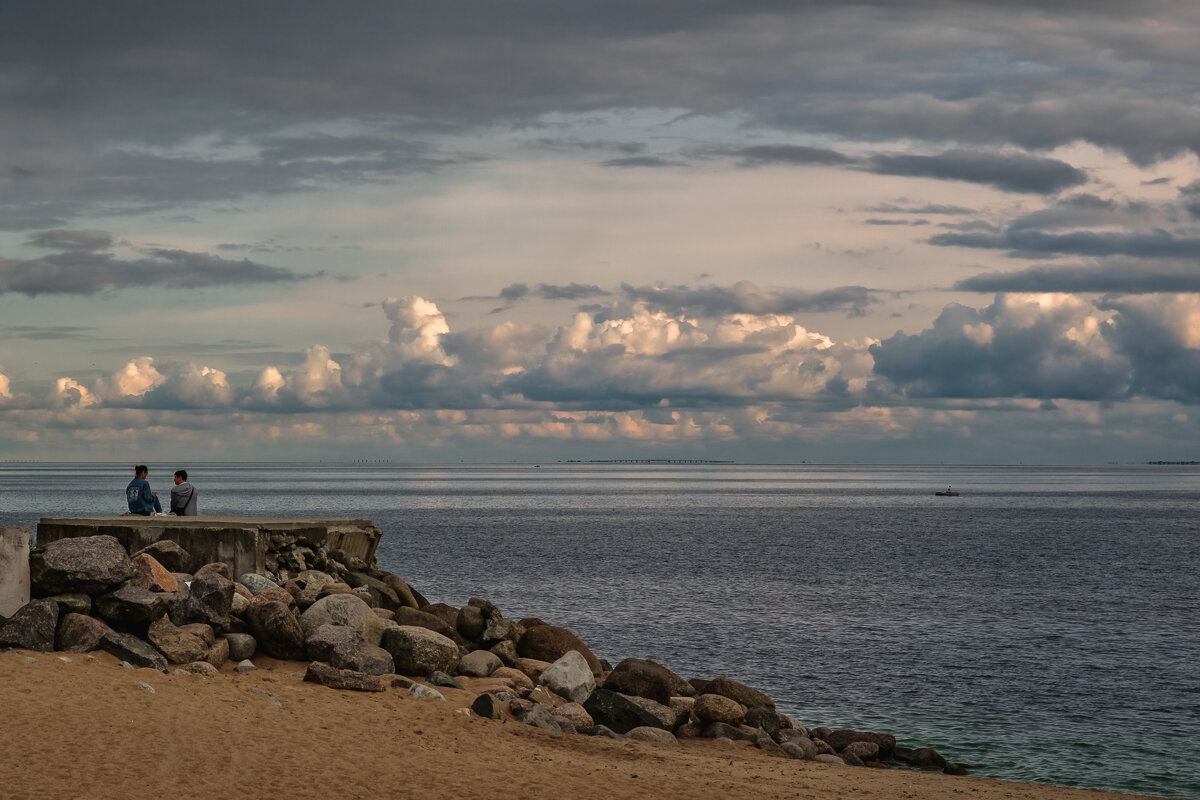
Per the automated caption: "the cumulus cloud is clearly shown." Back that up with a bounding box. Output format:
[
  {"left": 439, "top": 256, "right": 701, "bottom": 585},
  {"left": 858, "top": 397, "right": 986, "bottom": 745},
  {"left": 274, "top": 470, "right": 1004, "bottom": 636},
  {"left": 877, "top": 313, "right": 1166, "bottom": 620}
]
[{"left": 0, "top": 368, "right": 11, "bottom": 401}]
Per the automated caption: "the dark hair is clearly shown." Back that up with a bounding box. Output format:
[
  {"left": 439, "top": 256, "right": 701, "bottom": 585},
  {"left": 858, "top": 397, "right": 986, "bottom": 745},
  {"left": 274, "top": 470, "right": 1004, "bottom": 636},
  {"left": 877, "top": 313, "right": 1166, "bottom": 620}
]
[
  {"left": 174, "top": 469, "right": 188, "bottom": 481},
  {"left": 134, "top": 464, "right": 148, "bottom": 476}
]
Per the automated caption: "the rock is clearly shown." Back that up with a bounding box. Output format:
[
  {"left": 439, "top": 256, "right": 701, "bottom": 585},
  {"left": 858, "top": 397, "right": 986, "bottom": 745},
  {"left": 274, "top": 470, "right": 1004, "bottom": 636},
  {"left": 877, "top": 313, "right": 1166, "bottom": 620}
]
[
  {"left": 306, "top": 624, "right": 361, "bottom": 662},
  {"left": 669, "top": 696, "right": 696, "bottom": 717},
  {"left": 238, "top": 573, "right": 279, "bottom": 595},
  {"left": 317, "top": 582, "right": 353, "bottom": 599},
  {"left": 427, "top": 670, "right": 464, "bottom": 689},
  {"left": 603, "top": 658, "right": 695, "bottom": 704},
  {"left": 701, "top": 721, "right": 757, "bottom": 742},
  {"left": 944, "top": 763, "right": 970, "bottom": 776},
  {"left": 489, "top": 639, "right": 517, "bottom": 666},
  {"left": 538, "top": 650, "right": 596, "bottom": 704},
  {"left": 551, "top": 702, "right": 594, "bottom": 734},
  {"left": 380, "top": 625, "right": 460, "bottom": 675},
  {"left": 627, "top": 727, "right": 679, "bottom": 745},
  {"left": 132, "top": 540, "right": 193, "bottom": 573},
  {"left": 693, "top": 693, "right": 745, "bottom": 725},
  {"left": 826, "top": 729, "right": 896, "bottom": 760},
  {"left": 517, "top": 624, "right": 602, "bottom": 675},
  {"left": 250, "top": 586, "right": 296, "bottom": 611},
  {"left": 457, "top": 605, "right": 485, "bottom": 640},
  {"left": 0, "top": 598, "right": 59, "bottom": 651},
  {"left": 231, "top": 593, "right": 250, "bottom": 616},
  {"left": 512, "top": 657, "right": 550, "bottom": 682},
  {"left": 756, "top": 728, "right": 789, "bottom": 757},
  {"left": 296, "top": 569, "right": 335, "bottom": 592},
  {"left": 193, "top": 562, "right": 232, "bottom": 580},
  {"left": 518, "top": 704, "right": 563, "bottom": 735},
  {"left": 171, "top": 573, "right": 234, "bottom": 632},
  {"left": 776, "top": 728, "right": 813, "bottom": 746},
  {"left": 840, "top": 750, "right": 866, "bottom": 767},
  {"left": 392, "top": 607, "right": 457, "bottom": 639},
  {"left": 705, "top": 676, "right": 774, "bottom": 710},
  {"left": 379, "top": 574, "right": 420, "bottom": 609},
  {"left": 744, "top": 707, "right": 788, "bottom": 739},
  {"left": 205, "top": 636, "right": 230, "bottom": 669},
  {"left": 841, "top": 741, "right": 880, "bottom": 762},
  {"left": 527, "top": 685, "right": 563, "bottom": 708},
  {"left": 30, "top": 535, "right": 131, "bottom": 595},
  {"left": 481, "top": 615, "right": 519, "bottom": 644},
  {"left": 146, "top": 616, "right": 208, "bottom": 664},
  {"left": 96, "top": 584, "right": 167, "bottom": 629},
  {"left": 331, "top": 640, "right": 394, "bottom": 675},
  {"left": 234, "top": 659, "right": 256, "bottom": 673},
  {"left": 625, "top": 695, "right": 679, "bottom": 730},
  {"left": 590, "top": 724, "right": 624, "bottom": 740},
  {"left": 178, "top": 623, "right": 216, "bottom": 647},
  {"left": 299, "top": 593, "right": 387, "bottom": 646},
  {"left": 471, "top": 693, "right": 504, "bottom": 719},
  {"left": 232, "top": 583, "right": 253, "bottom": 601},
  {"left": 688, "top": 677, "right": 712, "bottom": 694},
  {"left": 813, "top": 754, "right": 845, "bottom": 766},
  {"left": 304, "top": 661, "right": 386, "bottom": 692},
  {"left": 492, "top": 666, "right": 534, "bottom": 690},
  {"left": 508, "top": 697, "right": 534, "bottom": 716},
  {"left": 372, "top": 608, "right": 395, "bottom": 621},
  {"left": 129, "top": 554, "right": 178, "bottom": 593},
  {"left": 46, "top": 593, "right": 91, "bottom": 616},
  {"left": 894, "top": 746, "right": 947, "bottom": 769},
  {"left": 246, "top": 600, "right": 306, "bottom": 660},
  {"left": 178, "top": 661, "right": 219, "bottom": 676},
  {"left": 810, "top": 726, "right": 833, "bottom": 741},
  {"left": 781, "top": 738, "right": 817, "bottom": 760},
  {"left": 100, "top": 632, "right": 168, "bottom": 672},
  {"left": 583, "top": 689, "right": 669, "bottom": 734},
  {"left": 55, "top": 612, "right": 113, "bottom": 652},
  {"left": 813, "top": 738, "right": 837, "bottom": 756},
  {"left": 676, "top": 719, "right": 702, "bottom": 739},
  {"left": 228, "top": 633, "right": 259, "bottom": 662},
  {"left": 345, "top": 572, "right": 401, "bottom": 610},
  {"left": 410, "top": 684, "right": 446, "bottom": 701}
]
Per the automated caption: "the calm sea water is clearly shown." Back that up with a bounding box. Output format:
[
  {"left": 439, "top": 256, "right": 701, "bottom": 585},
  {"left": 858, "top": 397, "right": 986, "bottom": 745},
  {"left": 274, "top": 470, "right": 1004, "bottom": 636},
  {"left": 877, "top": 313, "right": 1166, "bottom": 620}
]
[{"left": 1, "top": 462, "right": 1197, "bottom": 799}]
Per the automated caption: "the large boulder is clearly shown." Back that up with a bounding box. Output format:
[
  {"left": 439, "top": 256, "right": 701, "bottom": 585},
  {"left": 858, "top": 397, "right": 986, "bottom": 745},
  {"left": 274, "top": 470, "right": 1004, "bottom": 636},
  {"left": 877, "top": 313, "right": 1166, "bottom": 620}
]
[
  {"left": 329, "top": 640, "right": 394, "bottom": 675},
  {"left": 826, "top": 729, "right": 896, "bottom": 760},
  {"left": 132, "top": 540, "right": 192, "bottom": 573},
  {"left": 299, "top": 593, "right": 387, "bottom": 646},
  {"left": 392, "top": 607, "right": 457, "bottom": 639},
  {"left": 517, "top": 623, "right": 602, "bottom": 675},
  {"left": 246, "top": 599, "right": 306, "bottom": 660},
  {"left": 842, "top": 741, "right": 880, "bottom": 762},
  {"left": 705, "top": 677, "right": 774, "bottom": 711},
  {"left": 781, "top": 737, "right": 818, "bottom": 760},
  {"left": 0, "top": 598, "right": 59, "bottom": 651},
  {"left": 379, "top": 574, "right": 420, "bottom": 609},
  {"left": 744, "top": 707, "right": 789, "bottom": 739},
  {"left": 96, "top": 584, "right": 167, "bottom": 630},
  {"left": 625, "top": 695, "right": 679, "bottom": 730},
  {"left": 147, "top": 616, "right": 209, "bottom": 664},
  {"left": 45, "top": 593, "right": 91, "bottom": 616},
  {"left": 456, "top": 605, "right": 485, "bottom": 640},
  {"left": 225, "top": 633, "right": 257, "bottom": 661},
  {"left": 380, "top": 625, "right": 460, "bottom": 675},
  {"left": 204, "top": 637, "right": 230, "bottom": 669},
  {"left": 304, "top": 661, "right": 386, "bottom": 692},
  {"left": 583, "top": 689, "right": 669, "bottom": 734},
  {"left": 552, "top": 702, "right": 595, "bottom": 734},
  {"left": 238, "top": 573, "right": 279, "bottom": 595},
  {"left": 344, "top": 572, "right": 401, "bottom": 610},
  {"left": 193, "top": 562, "right": 231, "bottom": 580},
  {"left": 101, "top": 631, "right": 168, "bottom": 672},
  {"left": 693, "top": 693, "right": 745, "bottom": 726},
  {"left": 129, "top": 554, "right": 178, "bottom": 593},
  {"left": 30, "top": 535, "right": 131, "bottom": 596},
  {"left": 603, "top": 658, "right": 693, "bottom": 704},
  {"left": 626, "top": 727, "right": 679, "bottom": 746},
  {"left": 170, "top": 573, "right": 234, "bottom": 632},
  {"left": 56, "top": 612, "right": 113, "bottom": 652},
  {"left": 538, "top": 650, "right": 596, "bottom": 704},
  {"left": 457, "top": 649, "right": 502, "bottom": 678}
]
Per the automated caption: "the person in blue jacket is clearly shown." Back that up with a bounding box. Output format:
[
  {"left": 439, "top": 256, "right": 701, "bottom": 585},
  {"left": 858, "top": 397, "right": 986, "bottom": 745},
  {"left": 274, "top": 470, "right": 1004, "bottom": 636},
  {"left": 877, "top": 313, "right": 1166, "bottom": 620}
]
[{"left": 126, "top": 464, "right": 162, "bottom": 515}]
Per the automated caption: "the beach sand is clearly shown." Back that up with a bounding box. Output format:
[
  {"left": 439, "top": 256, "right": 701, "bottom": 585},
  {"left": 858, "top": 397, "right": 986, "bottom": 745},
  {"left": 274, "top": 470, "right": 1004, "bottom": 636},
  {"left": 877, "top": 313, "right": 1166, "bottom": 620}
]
[{"left": 0, "top": 649, "right": 1162, "bottom": 800}]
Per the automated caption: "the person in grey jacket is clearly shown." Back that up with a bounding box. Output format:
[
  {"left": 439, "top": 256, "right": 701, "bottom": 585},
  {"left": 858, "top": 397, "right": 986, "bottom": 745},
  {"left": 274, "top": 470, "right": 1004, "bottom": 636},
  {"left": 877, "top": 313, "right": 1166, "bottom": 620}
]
[{"left": 169, "top": 469, "right": 199, "bottom": 515}]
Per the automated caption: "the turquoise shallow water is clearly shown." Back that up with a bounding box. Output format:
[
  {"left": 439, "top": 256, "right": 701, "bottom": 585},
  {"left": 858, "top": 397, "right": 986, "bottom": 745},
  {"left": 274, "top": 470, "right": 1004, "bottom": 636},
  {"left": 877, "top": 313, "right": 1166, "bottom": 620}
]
[{"left": 2, "top": 463, "right": 1197, "bottom": 799}]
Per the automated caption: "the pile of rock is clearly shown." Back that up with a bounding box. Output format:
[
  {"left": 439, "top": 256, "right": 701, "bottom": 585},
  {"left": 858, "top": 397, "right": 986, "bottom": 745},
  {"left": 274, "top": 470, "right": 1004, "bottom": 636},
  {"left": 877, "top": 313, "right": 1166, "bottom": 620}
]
[{"left": 0, "top": 532, "right": 963, "bottom": 776}]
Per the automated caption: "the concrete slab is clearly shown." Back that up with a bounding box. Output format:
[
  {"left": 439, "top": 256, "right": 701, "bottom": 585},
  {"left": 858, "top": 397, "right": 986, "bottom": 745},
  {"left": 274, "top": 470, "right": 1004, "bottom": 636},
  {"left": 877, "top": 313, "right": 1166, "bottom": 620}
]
[
  {"left": 35, "top": 516, "right": 382, "bottom": 579},
  {"left": 1, "top": 527, "right": 31, "bottom": 617}
]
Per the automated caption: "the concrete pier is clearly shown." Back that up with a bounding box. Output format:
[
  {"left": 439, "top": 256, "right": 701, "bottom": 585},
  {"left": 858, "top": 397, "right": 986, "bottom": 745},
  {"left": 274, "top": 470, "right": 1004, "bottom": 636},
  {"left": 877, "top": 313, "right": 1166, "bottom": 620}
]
[
  {"left": 35, "top": 517, "right": 382, "bottom": 579},
  {"left": 1, "top": 527, "right": 31, "bottom": 617}
]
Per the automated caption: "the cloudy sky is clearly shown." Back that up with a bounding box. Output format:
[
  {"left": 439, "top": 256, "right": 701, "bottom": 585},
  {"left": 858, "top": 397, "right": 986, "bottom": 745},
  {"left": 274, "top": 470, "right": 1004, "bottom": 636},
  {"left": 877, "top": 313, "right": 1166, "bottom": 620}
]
[{"left": 3, "top": 1, "right": 1200, "bottom": 463}]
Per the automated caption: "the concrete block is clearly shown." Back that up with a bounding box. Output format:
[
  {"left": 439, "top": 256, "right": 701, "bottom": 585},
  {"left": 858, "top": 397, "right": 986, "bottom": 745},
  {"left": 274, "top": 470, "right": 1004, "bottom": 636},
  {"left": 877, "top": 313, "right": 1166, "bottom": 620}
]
[{"left": 1, "top": 527, "right": 31, "bottom": 617}]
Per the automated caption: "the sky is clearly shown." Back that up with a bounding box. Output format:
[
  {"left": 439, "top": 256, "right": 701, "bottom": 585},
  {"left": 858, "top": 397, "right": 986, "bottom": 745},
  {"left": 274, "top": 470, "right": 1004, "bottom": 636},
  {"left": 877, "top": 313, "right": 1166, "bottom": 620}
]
[{"left": 3, "top": 1, "right": 1200, "bottom": 463}]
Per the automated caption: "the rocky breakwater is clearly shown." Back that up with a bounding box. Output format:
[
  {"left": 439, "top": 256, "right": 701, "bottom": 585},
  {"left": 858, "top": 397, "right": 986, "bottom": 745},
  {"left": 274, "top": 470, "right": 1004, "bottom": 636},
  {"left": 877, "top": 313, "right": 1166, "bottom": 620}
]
[{"left": 0, "top": 533, "right": 966, "bottom": 777}]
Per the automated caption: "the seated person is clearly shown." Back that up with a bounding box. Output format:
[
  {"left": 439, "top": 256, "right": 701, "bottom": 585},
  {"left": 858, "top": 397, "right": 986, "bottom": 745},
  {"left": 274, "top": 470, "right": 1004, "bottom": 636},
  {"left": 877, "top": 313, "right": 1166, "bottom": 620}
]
[
  {"left": 170, "top": 469, "right": 199, "bottom": 516},
  {"left": 126, "top": 465, "right": 162, "bottom": 515}
]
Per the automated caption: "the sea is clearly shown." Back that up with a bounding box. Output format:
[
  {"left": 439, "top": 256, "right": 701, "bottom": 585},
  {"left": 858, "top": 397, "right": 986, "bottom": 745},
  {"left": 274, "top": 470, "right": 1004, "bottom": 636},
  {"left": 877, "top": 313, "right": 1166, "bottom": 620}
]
[{"left": 1, "top": 462, "right": 1197, "bottom": 799}]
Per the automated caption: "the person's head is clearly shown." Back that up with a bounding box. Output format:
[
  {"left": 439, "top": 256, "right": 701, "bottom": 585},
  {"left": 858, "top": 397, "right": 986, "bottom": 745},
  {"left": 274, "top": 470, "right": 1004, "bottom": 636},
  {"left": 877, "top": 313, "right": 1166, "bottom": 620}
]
[
  {"left": 134, "top": 464, "right": 148, "bottom": 478},
  {"left": 174, "top": 469, "right": 187, "bottom": 485}
]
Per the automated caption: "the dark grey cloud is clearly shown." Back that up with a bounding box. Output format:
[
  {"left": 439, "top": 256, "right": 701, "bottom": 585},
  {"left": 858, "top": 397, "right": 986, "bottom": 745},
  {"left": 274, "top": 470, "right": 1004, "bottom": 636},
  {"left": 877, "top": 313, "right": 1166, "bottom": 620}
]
[
  {"left": 26, "top": 229, "right": 114, "bottom": 251},
  {"left": 861, "top": 202, "right": 975, "bottom": 215},
  {"left": 931, "top": 229, "right": 1200, "bottom": 258},
  {"left": 955, "top": 260, "right": 1200, "bottom": 294},
  {"left": 601, "top": 156, "right": 684, "bottom": 168},
  {"left": 868, "top": 150, "right": 1088, "bottom": 194},
  {"left": 0, "top": 325, "right": 95, "bottom": 340},
  {"left": 1180, "top": 181, "right": 1200, "bottom": 218},
  {"left": 621, "top": 281, "right": 876, "bottom": 316},
  {"left": 0, "top": 247, "right": 309, "bottom": 296},
  {"left": 863, "top": 218, "right": 929, "bottom": 226},
  {"left": 475, "top": 282, "right": 609, "bottom": 304},
  {"left": 735, "top": 145, "right": 854, "bottom": 166}
]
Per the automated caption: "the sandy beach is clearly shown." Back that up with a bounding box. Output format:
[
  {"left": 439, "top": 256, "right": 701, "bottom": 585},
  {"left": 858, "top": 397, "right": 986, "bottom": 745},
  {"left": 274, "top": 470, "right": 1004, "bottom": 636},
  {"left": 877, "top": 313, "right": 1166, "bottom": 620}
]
[{"left": 0, "top": 649, "right": 1164, "bottom": 800}]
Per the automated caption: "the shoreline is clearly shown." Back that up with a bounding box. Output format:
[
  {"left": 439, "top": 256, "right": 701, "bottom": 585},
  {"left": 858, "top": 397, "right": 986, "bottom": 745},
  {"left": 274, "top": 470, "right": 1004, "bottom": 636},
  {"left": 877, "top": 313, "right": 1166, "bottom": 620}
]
[{"left": 0, "top": 648, "right": 1169, "bottom": 800}]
